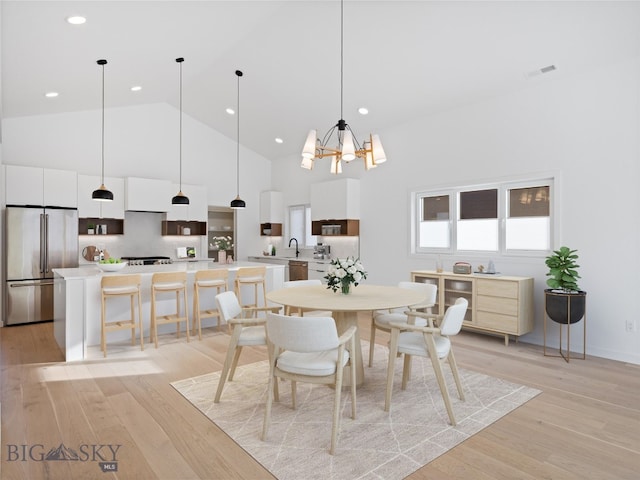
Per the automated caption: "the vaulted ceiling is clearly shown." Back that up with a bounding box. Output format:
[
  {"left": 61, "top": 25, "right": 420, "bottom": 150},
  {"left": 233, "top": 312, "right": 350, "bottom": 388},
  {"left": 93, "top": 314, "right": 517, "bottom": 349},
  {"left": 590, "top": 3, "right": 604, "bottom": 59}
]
[{"left": 3, "top": 1, "right": 639, "bottom": 161}]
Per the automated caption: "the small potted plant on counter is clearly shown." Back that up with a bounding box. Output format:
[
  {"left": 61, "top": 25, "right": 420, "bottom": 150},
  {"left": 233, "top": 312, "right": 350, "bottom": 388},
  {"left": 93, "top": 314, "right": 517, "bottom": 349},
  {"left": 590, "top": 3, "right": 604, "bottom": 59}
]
[
  {"left": 87, "top": 223, "right": 95, "bottom": 235},
  {"left": 544, "top": 246, "right": 586, "bottom": 324}
]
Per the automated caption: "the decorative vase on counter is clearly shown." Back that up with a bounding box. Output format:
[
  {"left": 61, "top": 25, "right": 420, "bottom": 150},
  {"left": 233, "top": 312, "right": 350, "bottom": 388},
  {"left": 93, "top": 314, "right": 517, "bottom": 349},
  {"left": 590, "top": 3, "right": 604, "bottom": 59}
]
[
  {"left": 341, "top": 282, "right": 351, "bottom": 295},
  {"left": 218, "top": 250, "right": 226, "bottom": 264}
]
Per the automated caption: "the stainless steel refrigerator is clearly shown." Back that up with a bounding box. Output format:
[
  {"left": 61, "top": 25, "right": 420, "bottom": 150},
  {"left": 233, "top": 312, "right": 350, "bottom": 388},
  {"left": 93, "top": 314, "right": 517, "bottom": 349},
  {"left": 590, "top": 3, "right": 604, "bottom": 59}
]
[{"left": 5, "top": 206, "right": 78, "bottom": 325}]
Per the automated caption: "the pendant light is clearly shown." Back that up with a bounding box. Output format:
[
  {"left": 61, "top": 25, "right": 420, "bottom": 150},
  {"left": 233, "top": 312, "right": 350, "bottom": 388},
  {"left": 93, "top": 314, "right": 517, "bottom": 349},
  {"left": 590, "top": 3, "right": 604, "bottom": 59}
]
[
  {"left": 171, "top": 57, "right": 189, "bottom": 205},
  {"left": 230, "top": 70, "right": 246, "bottom": 209},
  {"left": 92, "top": 59, "right": 114, "bottom": 201},
  {"left": 300, "top": 0, "right": 387, "bottom": 173}
]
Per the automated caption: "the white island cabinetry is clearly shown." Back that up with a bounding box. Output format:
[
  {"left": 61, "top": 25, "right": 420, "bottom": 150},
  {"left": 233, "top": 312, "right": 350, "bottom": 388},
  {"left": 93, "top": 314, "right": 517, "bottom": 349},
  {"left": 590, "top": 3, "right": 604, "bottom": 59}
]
[{"left": 53, "top": 262, "right": 285, "bottom": 361}]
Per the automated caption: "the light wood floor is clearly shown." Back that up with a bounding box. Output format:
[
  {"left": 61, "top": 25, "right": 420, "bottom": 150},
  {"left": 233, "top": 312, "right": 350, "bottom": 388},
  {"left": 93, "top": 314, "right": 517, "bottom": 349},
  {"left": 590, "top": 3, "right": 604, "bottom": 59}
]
[{"left": 1, "top": 317, "right": 639, "bottom": 480}]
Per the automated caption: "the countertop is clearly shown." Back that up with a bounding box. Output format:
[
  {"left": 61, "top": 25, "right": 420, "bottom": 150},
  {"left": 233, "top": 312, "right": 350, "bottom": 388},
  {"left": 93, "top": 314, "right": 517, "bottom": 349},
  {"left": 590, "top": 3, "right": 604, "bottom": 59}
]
[{"left": 53, "top": 261, "right": 285, "bottom": 280}]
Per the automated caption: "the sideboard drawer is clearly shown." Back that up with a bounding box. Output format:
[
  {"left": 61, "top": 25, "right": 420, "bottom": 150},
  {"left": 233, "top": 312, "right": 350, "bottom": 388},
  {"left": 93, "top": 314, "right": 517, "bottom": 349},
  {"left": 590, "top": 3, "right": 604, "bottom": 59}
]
[
  {"left": 476, "top": 278, "right": 518, "bottom": 298},
  {"left": 476, "top": 295, "right": 518, "bottom": 316}
]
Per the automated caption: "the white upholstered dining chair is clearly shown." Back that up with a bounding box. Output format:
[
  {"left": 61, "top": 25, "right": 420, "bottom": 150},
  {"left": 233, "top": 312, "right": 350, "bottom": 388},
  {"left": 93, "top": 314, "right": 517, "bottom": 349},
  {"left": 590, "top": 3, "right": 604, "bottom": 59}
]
[
  {"left": 261, "top": 312, "right": 357, "bottom": 455},
  {"left": 368, "top": 281, "right": 437, "bottom": 367},
  {"left": 384, "top": 297, "right": 468, "bottom": 426},
  {"left": 213, "top": 291, "right": 281, "bottom": 403}
]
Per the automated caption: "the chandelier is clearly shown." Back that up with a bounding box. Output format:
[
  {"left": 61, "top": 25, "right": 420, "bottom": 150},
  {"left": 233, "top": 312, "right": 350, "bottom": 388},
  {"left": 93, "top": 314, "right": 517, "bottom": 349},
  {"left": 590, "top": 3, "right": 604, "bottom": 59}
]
[{"left": 300, "top": 0, "right": 386, "bottom": 174}]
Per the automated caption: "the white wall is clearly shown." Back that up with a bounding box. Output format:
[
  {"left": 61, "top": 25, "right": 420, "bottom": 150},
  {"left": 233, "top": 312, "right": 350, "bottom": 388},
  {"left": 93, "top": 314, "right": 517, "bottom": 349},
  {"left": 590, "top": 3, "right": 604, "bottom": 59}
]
[
  {"left": 272, "top": 57, "right": 640, "bottom": 365},
  {"left": 1, "top": 102, "right": 271, "bottom": 262}
]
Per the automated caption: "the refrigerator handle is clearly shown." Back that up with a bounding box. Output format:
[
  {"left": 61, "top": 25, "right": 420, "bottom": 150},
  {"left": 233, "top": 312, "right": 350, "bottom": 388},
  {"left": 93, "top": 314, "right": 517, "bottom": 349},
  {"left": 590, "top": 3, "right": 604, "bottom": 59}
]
[
  {"left": 44, "top": 213, "right": 50, "bottom": 273},
  {"left": 40, "top": 213, "right": 46, "bottom": 273}
]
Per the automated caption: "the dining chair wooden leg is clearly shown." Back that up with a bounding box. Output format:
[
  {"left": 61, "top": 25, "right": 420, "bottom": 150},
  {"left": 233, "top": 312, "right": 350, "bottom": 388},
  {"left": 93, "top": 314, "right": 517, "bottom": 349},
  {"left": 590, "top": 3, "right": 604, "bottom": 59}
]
[
  {"left": 350, "top": 336, "right": 357, "bottom": 419},
  {"left": 447, "top": 349, "right": 465, "bottom": 400},
  {"left": 291, "top": 381, "right": 297, "bottom": 409},
  {"left": 385, "top": 328, "right": 400, "bottom": 412},
  {"left": 228, "top": 346, "right": 243, "bottom": 381},
  {"left": 426, "top": 335, "right": 456, "bottom": 426},
  {"left": 401, "top": 354, "right": 412, "bottom": 390},
  {"left": 214, "top": 328, "right": 242, "bottom": 403},
  {"left": 330, "top": 344, "right": 345, "bottom": 455},
  {"left": 261, "top": 352, "right": 278, "bottom": 441},
  {"left": 368, "top": 314, "right": 376, "bottom": 367}
]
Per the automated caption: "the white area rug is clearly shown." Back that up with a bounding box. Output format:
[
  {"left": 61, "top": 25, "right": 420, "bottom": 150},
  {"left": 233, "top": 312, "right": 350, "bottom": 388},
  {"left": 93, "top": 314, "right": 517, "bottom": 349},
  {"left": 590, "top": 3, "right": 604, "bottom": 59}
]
[{"left": 171, "top": 343, "right": 540, "bottom": 480}]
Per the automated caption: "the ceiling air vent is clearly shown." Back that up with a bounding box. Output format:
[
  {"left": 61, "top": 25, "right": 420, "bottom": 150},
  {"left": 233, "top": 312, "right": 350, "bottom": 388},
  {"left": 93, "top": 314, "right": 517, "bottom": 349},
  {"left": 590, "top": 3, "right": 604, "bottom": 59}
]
[{"left": 526, "top": 64, "right": 557, "bottom": 78}]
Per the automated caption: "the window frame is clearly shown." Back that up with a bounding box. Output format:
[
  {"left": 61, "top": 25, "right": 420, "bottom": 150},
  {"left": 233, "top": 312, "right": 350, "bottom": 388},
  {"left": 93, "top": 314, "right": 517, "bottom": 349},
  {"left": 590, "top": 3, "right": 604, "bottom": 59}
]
[
  {"left": 287, "top": 203, "right": 317, "bottom": 248},
  {"left": 411, "top": 174, "right": 558, "bottom": 258}
]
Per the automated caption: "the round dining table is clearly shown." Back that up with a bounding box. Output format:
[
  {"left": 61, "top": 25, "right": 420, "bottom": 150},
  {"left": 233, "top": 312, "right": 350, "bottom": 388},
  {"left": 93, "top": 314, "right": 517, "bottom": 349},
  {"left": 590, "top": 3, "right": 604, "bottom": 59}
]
[{"left": 266, "top": 284, "right": 426, "bottom": 386}]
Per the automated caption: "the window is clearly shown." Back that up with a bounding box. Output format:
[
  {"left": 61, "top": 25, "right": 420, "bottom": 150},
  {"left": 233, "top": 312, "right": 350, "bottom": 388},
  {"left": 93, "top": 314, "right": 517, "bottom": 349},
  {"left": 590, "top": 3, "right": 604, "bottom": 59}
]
[
  {"left": 413, "top": 177, "right": 554, "bottom": 255},
  {"left": 288, "top": 204, "right": 317, "bottom": 248}
]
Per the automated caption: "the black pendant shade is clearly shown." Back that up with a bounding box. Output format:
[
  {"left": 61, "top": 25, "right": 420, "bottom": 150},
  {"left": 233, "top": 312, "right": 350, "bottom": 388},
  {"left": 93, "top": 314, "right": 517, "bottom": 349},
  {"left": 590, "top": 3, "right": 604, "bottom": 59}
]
[
  {"left": 172, "top": 57, "right": 189, "bottom": 205},
  {"left": 93, "top": 59, "right": 113, "bottom": 202},
  {"left": 171, "top": 191, "right": 189, "bottom": 205},
  {"left": 92, "top": 184, "right": 114, "bottom": 201},
  {"left": 230, "top": 195, "right": 246, "bottom": 209}
]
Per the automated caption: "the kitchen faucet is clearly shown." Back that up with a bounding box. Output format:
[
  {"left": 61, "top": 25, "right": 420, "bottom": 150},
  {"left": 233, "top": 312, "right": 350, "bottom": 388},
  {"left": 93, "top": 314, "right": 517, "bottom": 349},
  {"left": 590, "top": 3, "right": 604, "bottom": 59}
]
[{"left": 288, "top": 237, "right": 300, "bottom": 258}]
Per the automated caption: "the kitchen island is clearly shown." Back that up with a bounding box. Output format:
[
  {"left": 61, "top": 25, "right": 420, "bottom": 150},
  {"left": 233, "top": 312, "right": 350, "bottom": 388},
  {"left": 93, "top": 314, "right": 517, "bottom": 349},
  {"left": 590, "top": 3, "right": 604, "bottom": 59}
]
[{"left": 53, "top": 261, "right": 285, "bottom": 361}]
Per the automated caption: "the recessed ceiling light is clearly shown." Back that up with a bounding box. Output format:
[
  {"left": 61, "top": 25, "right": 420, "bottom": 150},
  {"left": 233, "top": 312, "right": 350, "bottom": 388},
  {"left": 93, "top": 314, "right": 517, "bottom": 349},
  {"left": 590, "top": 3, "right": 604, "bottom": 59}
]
[
  {"left": 66, "top": 16, "right": 86, "bottom": 25},
  {"left": 130, "top": 86, "right": 142, "bottom": 92},
  {"left": 358, "top": 107, "right": 369, "bottom": 115},
  {"left": 275, "top": 138, "right": 284, "bottom": 144},
  {"left": 226, "top": 108, "right": 235, "bottom": 115},
  {"left": 45, "top": 92, "right": 59, "bottom": 98}
]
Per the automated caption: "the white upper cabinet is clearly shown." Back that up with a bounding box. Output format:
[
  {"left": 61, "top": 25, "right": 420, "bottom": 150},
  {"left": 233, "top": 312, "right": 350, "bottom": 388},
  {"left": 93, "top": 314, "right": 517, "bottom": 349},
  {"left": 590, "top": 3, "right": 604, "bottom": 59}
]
[
  {"left": 259, "top": 191, "right": 284, "bottom": 223},
  {"left": 310, "top": 178, "right": 360, "bottom": 220},
  {"left": 77, "top": 174, "right": 125, "bottom": 219},
  {"left": 165, "top": 184, "right": 208, "bottom": 221},
  {"left": 5, "top": 165, "right": 77, "bottom": 208},
  {"left": 125, "top": 177, "right": 172, "bottom": 212}
]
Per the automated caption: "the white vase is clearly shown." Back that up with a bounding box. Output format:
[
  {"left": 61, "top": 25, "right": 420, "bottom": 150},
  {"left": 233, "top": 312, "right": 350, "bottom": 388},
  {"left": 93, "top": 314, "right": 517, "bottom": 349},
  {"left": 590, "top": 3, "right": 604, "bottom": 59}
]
[{"left": 218, "top": 250, "right": 226, "bottom": 264}]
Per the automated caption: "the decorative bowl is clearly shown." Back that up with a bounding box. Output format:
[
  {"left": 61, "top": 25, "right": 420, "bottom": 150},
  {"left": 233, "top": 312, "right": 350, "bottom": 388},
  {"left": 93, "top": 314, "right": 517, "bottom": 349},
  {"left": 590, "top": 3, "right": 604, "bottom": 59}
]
[{"left": 96, "top": 261, "right": 127, "bottom": 272}]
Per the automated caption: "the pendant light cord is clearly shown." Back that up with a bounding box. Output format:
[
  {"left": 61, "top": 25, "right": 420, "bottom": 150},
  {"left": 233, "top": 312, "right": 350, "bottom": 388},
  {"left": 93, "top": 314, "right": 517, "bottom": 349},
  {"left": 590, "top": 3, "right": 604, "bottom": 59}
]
[
  {"left": 101, "top": 61, "right": 105, "bottom": 184},
  {"left": 340, "top": 0, "right": 344, "bottom": 122},
  {"left": 179, "top": 58, "right": 183, "bottom": 190},
  {"left": 236, "top": 70, "right": 241, "bottom": 197}
]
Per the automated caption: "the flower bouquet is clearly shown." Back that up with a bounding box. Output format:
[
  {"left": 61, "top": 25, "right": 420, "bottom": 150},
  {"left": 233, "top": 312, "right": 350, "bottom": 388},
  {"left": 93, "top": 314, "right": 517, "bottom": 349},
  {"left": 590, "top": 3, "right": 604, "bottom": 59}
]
[
  {"left": 325, "top": 256, "right": 367, "bottom": 294},
  {"left": 211, "top": 235, "right": 234, "bottom": 250}
]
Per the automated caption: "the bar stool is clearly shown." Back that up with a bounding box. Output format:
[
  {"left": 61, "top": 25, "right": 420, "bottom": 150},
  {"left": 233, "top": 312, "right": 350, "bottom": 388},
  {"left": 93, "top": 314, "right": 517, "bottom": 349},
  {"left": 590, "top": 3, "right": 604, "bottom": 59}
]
[
  {"left": 100, "top": 274, "right": 143, "bottom": 357},
  {"left": 234, "top": 266, "right": 267, "bottom": 317},
  {"left": 192, "top": 269, "right": 229, "bottom": 339},
  {"left": 150, "top": 271, "right": 189, "bottom": 348}
]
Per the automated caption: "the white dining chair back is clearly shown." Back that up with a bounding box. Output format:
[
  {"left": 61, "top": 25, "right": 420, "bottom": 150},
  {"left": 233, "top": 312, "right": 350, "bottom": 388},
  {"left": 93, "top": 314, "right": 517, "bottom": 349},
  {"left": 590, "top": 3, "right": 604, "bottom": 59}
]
[
  {"left": 216, "top": 290, "right": 243, "bottom": 324},
  {"left": 369, "top": 281, "right": 437, "bottom": 366},
  {"left": 384, "top": 297, "right": 468, "bottom": 426},
  {"left": 267, "top": 314, "right": 339, "bottom": 352},
  {"left": 213, "top": 291, "right": 280, "bottom": 403},
  {"left": 262, "top": 312, "right": 357, "bottom": 455}
]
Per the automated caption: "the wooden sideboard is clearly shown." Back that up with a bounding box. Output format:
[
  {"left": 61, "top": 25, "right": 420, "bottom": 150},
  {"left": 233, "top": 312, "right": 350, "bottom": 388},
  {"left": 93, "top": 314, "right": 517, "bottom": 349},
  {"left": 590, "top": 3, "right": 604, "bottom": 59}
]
[{"left": 411, "top": 270, "right": 534, "bottom": 345}]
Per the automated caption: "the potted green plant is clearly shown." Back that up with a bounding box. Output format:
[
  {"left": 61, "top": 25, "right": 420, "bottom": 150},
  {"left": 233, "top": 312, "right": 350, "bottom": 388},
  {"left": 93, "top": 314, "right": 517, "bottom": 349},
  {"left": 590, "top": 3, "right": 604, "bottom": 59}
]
[
  {"left": 544, "top": 246, "right": 586, "bottom": 324},
  {"left": 87, "top": 223, "right": 95, "bottom": 235}
]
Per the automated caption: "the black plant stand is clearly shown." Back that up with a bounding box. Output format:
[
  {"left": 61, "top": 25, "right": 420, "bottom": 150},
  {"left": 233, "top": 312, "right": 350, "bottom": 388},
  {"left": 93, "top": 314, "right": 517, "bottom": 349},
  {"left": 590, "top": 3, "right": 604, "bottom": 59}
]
[{"left": 543, "top": 291, "right": 586, "bottom": 363}]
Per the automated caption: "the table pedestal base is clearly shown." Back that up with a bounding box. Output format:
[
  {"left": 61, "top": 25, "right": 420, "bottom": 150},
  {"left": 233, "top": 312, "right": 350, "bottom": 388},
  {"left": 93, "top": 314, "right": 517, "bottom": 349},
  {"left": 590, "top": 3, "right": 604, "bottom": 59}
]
[{"left": 332, "top": 311, "right": 364, "bottom": 386}]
